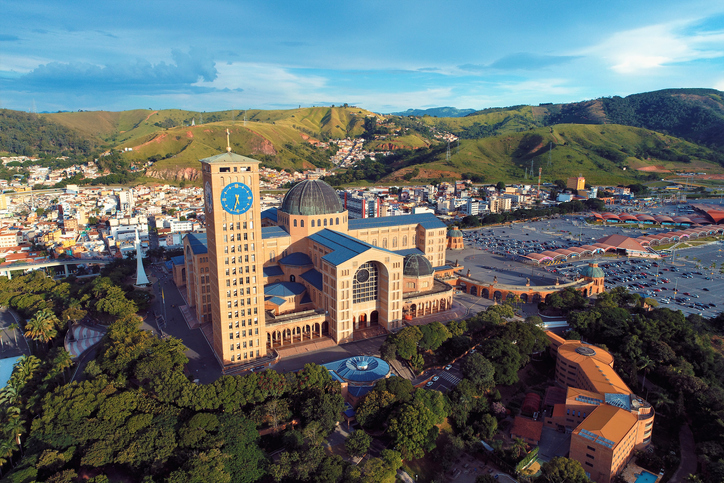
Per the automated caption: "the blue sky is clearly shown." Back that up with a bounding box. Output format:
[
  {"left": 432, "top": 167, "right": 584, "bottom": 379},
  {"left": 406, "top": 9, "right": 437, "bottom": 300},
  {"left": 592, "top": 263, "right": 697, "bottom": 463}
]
[{"left": 2, "top": 0, "right": 724, "bottom": 113}]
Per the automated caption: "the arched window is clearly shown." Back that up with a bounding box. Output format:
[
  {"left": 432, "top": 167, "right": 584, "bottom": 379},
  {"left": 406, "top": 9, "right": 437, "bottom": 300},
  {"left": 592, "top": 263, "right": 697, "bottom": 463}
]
[
  {"left": 403, "top": 235, "right": 408, "bottom": 246},
  {"left": 324, "top": 219, "right": 327, "bottom": 226},
  {"left": 336, "top": 217, "right": 339, "bottom": 225},
  {"left": 382, "top": 238, "right": 387, "bottom": 248},
  {"left": 269, "top": 251, "right": 275, "bottom": 261},
  {"left": 290, "top": 274, "right": 296, "bottom": 282},
  {"left": 372, "top": 239, "right": 377, "bottom": 246},
  {"left": 301, "top": 219, "right": 304, "bottom": 227},
  {"left": 311, "top": 220, "right": 315, "bottom": 227},
  {"left": 353, "top": 262, "right": 379, "bottom": 303},
  {"left": 392, "top": 237, "right": 397, "bottom": 248},
  {"left": 294, "top": 219, "right": 297, "bottom": 227}
]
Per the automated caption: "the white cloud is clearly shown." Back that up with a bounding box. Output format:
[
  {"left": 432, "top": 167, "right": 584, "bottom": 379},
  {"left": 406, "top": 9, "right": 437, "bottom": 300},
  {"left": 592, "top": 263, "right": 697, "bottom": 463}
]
[{"left": 583, "top": 20, "right": 724, "bottom": 74}]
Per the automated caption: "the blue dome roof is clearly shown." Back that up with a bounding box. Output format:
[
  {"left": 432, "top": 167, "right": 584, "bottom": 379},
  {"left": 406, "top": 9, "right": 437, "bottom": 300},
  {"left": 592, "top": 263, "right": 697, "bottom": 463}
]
[
  {"left": 332, "top": 356, "right": 390, "bottom": 383},
  {"left": 581, "top": 264, "right": 605, "bottom": 278},
  {"left": 448, "top": 228, "right": 463, "bottom": 237}
]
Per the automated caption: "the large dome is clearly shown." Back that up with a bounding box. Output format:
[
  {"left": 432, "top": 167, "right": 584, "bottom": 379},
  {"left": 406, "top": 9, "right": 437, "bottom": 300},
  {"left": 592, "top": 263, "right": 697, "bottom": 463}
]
[
  {"left": 448, "top": 228, "right": 463, "bottom": 238},
  {"left": 403, "top": 254, "right": 434, "bottom": 278},
  {"left": 280, "top": 180, "right": 344, "bottom": 216}
]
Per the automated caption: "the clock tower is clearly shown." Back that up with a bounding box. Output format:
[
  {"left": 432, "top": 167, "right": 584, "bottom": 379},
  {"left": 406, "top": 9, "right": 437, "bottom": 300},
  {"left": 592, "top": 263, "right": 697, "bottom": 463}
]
[{"left": 201, "top": 143, "right": 266, "bottom": 367}]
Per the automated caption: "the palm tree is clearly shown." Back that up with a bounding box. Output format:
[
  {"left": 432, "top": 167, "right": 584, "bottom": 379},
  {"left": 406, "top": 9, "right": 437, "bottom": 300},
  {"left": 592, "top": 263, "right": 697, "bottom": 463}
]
[
  {"left": 23, "top": 312, "right": 58, "bottom": 352},
  {"left": 5, "top": 416, "right": 24, "bottom": 450},
  {"left": 0, "top": 440, "right": 14, "bottom": 476},
  {"left": 637, "top": 356, "right": 654, "bottom": 393},
  {"left": 52, "top": 348, "right": 74, "bottom": 384},
  {"left": 510, "top": 437, "right": 528, "bottom": 459}
]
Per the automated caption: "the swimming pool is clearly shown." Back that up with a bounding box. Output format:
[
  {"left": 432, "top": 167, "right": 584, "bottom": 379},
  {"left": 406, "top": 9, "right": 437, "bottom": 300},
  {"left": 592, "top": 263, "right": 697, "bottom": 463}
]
[{"left": 635, "top": 470, "right": 658, "bottom": 483}]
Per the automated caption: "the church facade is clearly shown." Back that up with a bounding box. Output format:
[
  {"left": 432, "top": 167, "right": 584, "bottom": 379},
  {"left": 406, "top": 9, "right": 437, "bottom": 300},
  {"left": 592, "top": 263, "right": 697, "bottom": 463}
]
[{"left": 183, "top": 150, "right": 456, "bottom": 368}]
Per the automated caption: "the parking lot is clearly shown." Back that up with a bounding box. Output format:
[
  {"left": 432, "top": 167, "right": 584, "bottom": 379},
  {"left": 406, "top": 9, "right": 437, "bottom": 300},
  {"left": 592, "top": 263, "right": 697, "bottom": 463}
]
[{"left": 449, "top": 213, "right": 724, "bottom": 318}]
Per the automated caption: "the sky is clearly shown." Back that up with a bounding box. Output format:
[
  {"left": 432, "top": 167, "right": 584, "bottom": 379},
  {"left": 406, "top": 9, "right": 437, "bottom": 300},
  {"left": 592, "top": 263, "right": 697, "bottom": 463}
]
[{"left": 2, "top": 0, "right": 724, "bottom": 114}]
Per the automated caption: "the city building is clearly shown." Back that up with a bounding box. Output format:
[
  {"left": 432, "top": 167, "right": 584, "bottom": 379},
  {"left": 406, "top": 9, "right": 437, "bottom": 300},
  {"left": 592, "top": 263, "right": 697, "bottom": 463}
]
[
  {"left": 186, "top": 148, "right": 456, "bottom": 369},
  {"left": 545, "top": 332, "right": 654, "bottom": 483},
  {"left": 567, "top": 176, "right": 586, "bottom": 191}
]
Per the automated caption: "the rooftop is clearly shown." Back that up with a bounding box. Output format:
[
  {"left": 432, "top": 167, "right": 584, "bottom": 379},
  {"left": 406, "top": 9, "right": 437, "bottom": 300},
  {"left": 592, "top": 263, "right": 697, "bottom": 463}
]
[{"left": 348, "top": 212, "right": 446, "bottom": 231}]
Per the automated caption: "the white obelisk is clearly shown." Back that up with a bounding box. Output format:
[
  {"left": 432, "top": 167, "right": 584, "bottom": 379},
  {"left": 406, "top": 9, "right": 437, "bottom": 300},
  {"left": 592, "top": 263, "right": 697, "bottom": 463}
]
[{"left": 134, "top": 229, "right": 150, "bottom": 286}]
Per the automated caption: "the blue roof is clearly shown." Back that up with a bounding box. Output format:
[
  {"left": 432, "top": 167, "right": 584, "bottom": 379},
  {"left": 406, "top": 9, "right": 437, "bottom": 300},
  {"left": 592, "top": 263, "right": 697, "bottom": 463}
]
[
  {"left": 185, "top": 233, "right": 208, "bottom": 255},
  {"left": 348, "top": 213, "right": 446, "bottom": 231},
  {"left": 266, "top": 296, "right": 286, "bottom": 306},
  {"left": 300, "top": 293, "right": 312, "bottom": 304},
  {"left": 301, "top": 269, "right": 323, "bottom": 290},
  {"left": 171, "top": 255, "right": 185, "bottom": 266},
  {"left": 164, "top": 260, "right": 173, "bottom": 271},
  {"left": 264, "top": 282, "right": 307, "bottom": 297},
  {"left": 308, "top": 229, "right": 398, "bottom": 266},
  {"left": 261, "top": 226, "right": 290, "bottom": 239},
  {"left": 343, "top": 403, "right": 356, "bottom": 418},
  {"left": 348, "top": 386, "right": 373, "bottom": 398},
  {"left": 394, "top": 248, "right": 425, "bottom": 256},
  {"left": 279, "top": 252, "right": 313, "bottom": 266},
  {"left": 263, "top": 265, "right": 284, "bottom": 277},
  {"left": 261, "top": 207, "right": 278, "bottom": 222},
  {"left": 321, "top": 356, "right": 390, "bottom": 383},
  {"left": 434, "top": 265, "right": 453, "bottom": 271}
]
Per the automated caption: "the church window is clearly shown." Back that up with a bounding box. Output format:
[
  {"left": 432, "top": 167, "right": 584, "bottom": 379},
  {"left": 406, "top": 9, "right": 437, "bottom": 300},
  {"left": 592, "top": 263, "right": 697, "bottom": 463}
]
[
  {"left": 353, "top": 262, "right": 378, "bottom": 303},
  {"left": 324, "top": 219, "right": 327, "bottom": 226},
  {"left": 336, "top": 217, "right": 339, "bottom": 225},
  {"left": 301, "top": 220, "right": 304, "bottom": 227},
  {"left": 393, "top": 237, "right": 397, "bottom": 248}
]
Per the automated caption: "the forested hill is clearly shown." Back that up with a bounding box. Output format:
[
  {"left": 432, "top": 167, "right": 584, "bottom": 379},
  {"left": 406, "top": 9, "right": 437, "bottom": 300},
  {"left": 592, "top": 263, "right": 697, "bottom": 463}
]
[
  {"left": 542, "top": 89, "right": 724, "bottom": 148},
  {"left": 0, "top": 109, "right": 96, "bottom": 157}
]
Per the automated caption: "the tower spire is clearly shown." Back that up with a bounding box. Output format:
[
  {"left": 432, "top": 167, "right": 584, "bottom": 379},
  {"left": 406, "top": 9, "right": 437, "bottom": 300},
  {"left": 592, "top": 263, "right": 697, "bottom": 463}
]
[
  {"left": 134, "top": 229, "right": 150, "bottom": 286},
  {"left": 226, "top": 129, "right": 232, "bottom": 152}
]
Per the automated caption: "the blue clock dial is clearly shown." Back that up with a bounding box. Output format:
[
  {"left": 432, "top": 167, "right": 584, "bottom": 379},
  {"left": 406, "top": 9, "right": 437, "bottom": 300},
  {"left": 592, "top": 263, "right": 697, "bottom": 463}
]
[{"left": 220, "top": 183, "right": 254, "bottom": 215}]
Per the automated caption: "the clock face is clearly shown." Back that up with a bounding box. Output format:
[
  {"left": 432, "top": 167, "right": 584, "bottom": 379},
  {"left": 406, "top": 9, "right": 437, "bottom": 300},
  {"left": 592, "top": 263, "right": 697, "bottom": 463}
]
[
  {"left": 355, "top": 268, "right": 370, "bottom": 283},
  {"left": 220, "top": 182, "right": 254, "bottom": 215},
  {"left": 205, "top": 182, "right": 213, "bottom": 212}
]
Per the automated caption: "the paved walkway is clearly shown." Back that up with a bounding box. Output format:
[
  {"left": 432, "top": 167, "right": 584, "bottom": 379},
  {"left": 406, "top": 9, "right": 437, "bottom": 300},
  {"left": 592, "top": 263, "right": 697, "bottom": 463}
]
[{"left": 669, "top": 424, "right": 697, "bottom": 483}]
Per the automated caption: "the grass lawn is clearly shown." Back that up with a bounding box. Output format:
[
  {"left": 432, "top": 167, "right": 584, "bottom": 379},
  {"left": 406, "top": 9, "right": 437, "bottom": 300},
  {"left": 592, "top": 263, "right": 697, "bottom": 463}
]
[{"left": 402, "top": 455, "right": 442, "bottom": 483}]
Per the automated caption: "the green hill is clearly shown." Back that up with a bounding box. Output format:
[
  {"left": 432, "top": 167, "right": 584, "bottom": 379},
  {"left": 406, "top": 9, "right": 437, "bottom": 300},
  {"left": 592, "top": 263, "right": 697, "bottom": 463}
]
[{"left": 2, "top": 90, "right": 724, "bottom": 187}]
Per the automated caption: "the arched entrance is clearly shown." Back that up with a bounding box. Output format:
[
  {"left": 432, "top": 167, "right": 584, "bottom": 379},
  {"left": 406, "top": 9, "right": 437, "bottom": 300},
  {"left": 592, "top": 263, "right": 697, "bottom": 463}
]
[
  {"left": 493, "top": 291, "right": 502, "bottom": 302},
  {"left": 370, "top": 310, "right": 379, "bottom": 326},
  {"left": 482, "top": 288, "right": 489, "bottom": 298},
  {"left": 520, "top": 293, "right": 528, "bottom": 303}
]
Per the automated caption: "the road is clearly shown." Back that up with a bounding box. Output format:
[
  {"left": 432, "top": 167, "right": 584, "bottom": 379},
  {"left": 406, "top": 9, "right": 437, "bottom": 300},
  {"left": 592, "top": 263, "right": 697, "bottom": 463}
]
[{"left": 144, "top": 264, "right": 221, "bottom": 384}]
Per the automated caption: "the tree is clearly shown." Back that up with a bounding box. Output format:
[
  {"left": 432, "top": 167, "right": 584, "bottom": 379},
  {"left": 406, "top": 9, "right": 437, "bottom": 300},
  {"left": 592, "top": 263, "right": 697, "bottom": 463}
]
[
  {"left": 537, "top": 456, "right": 589, "bottom": 483},
  {"left": 24, "top": 309, "right": 59, "bottom": 351},
  {"left": 419, "top": 321, "right": 451, "bottom": 351},
  {"left": 51, "top": 348, "right": 74, "bottom": 384},
  {"left": 356, "top": 390, "right": 396, "bottom": 428},
  {"left": 391, "top": 326, "right": 422, "bottom": 360},
  {"left": 496, "top": 181, "right": 506, "bottom": 192},
  {"left": 388, "top": 401, "right": 439, "bottom": 460},
  {"left": 510, "top": 437, "right": 528, "bottom": 459},
  {"left": 461, "top": 353, "right": 496, "bottom": 392},
  {"left": 345, "top": 430, "right": 372, "bottom": 457}
]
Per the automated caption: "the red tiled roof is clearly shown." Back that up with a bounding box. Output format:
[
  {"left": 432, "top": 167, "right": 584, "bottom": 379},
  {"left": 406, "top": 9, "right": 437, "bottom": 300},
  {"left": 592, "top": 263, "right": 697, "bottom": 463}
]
[{"left": 511, "top": 417, "right": 543, "bottom": 443}]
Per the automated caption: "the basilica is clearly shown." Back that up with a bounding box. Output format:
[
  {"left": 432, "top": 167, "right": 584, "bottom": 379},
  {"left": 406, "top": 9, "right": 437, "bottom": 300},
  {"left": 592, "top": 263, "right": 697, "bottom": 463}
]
[{"left": 175, "top": 150, "right": 458, "bottom": 368}]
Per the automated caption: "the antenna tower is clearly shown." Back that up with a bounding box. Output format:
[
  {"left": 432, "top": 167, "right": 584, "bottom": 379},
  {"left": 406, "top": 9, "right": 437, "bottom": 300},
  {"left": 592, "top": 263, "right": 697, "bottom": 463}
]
[
  {"left": 244, "top": 110, "right": 247, "bottom": 127},
  {"left": 538, "top": 167, "right": 542, "bottom": 198}
]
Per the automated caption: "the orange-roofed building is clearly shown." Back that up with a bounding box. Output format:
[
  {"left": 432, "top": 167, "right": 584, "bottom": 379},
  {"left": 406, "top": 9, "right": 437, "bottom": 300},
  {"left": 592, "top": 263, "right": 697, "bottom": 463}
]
[
  {"left": 511, "top": 417, "right": 544, "bottom": 446},
  {"left": 544, "top": 333, "right": 655, "bottom": 483}
]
